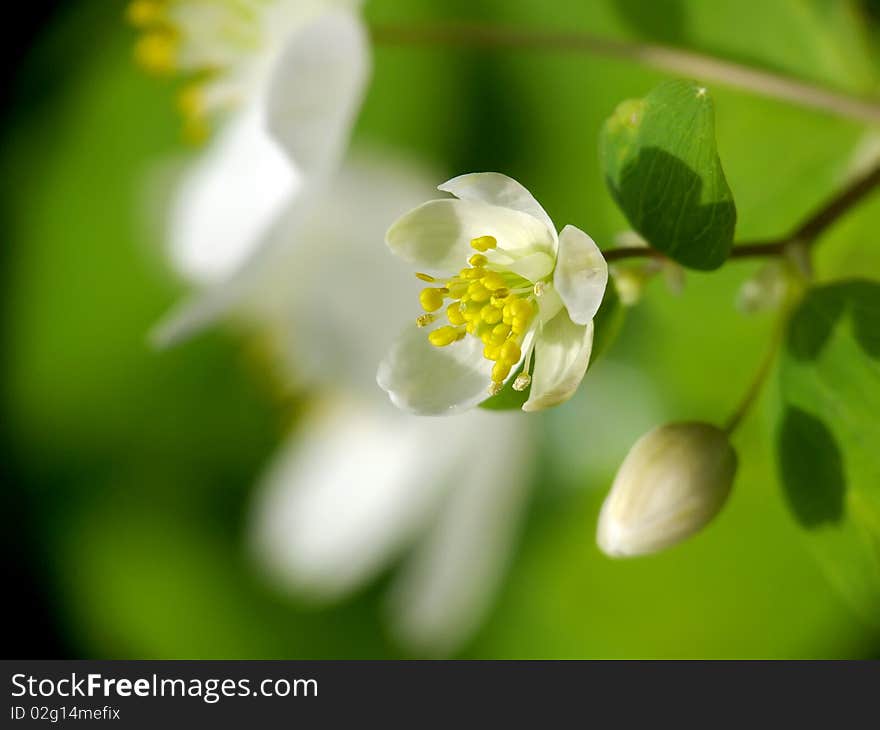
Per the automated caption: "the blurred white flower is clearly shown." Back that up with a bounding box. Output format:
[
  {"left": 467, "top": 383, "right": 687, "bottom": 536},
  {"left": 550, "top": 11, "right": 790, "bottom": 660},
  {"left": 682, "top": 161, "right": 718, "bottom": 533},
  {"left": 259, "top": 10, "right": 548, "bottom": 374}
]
[
  {"left": 379, "top": 174, "right": 608, "bottom": 413},
  {"left": 141, "top": 2, "right": 536, "bottom": 655}
]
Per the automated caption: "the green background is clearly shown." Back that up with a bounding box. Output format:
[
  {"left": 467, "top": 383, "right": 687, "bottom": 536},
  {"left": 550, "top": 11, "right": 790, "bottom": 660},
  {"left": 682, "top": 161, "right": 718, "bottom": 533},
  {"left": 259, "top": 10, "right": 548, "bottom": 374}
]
[{"left": 3, "top": 0, "right": 880, "bottom": 658}]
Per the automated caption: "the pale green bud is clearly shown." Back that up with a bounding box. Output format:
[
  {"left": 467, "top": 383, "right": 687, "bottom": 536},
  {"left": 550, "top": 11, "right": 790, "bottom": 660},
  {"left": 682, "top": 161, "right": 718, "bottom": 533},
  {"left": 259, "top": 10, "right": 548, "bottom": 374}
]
[{"left": 597, "top": 422, "right": 737, "bottom": 557}]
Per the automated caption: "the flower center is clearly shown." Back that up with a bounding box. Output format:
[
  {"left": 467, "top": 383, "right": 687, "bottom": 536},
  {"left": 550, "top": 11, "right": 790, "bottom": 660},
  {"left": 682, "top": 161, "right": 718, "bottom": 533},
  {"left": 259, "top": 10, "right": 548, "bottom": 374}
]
[
  {"left": 127, "top": 0, "right": 269, "bottom": 142},
  {"left": 416, "top": 235, "right": 545, "bottom": 396}
]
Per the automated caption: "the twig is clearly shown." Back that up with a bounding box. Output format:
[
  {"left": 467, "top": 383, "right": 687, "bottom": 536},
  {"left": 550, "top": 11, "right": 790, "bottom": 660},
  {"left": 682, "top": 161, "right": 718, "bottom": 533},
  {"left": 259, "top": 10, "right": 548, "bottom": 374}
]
[
  {"left": 601, "top": 160, "right": 880, "bottom": 263},
  {"left": 371, "top": 22, "right": 880, "bottom": 125}
]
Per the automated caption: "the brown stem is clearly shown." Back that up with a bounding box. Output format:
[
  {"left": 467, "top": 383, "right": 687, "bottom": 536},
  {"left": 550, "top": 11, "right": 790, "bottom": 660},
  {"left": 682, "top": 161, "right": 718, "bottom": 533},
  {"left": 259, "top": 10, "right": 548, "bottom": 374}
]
[
  {"left": 370, "top": 22, "right": 880, "bottom": 125},
  {"left": 602, "top": 161, "right": 880, "bottom": 263},
  {"left": 794, "top": 163, "right": 880, "bottom": 244},
  {"left": 602, "top": 241, "right": 784, "bottom": 263}
]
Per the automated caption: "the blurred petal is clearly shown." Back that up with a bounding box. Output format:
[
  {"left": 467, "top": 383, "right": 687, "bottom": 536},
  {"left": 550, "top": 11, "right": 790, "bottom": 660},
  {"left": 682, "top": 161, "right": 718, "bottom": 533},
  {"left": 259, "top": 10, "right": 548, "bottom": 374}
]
[
  {"left": 267, "top": 9, "right": 369, "bottom": 178},
  {"left": 249, "top": 395, "right": 487, "bottom": 600},
  {"left": 150, "top": 187, "right": 317, "bottom": 347},
  {"left": 241, "top": 153, "right": 437, "bottom": 393},
  {"left": 438, "top": 172, "right": 557, "bottom": 245},
  {"left": 554, "top": 225, "right": 608, "bottom": 325},
  {"left": 386, "top": 199, "right": 554, "bottom": 273},
  {"left": 377, "top": 323, "right": 492, "bottom": 415},
  {"left": 387, "top": 410, "right": 534, "bottom": 656},
  {"left": 523, "top": 313, "right": 593, "bottom": 412},
  {"left": 169, "top": 104, "right": 299, "bottom": 285}
]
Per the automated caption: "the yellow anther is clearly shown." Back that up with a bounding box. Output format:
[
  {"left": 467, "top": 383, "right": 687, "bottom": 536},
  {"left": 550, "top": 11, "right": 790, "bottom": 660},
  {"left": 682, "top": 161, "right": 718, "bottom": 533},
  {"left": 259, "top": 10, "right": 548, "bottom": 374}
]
[
  {"left": 419, "top": 287, "right": 446, "bottom": 312},
  {"left": 416, "top": 313, "right": 436, "bottom": 328},
  {"left": 513, "top": 373, "right": 532, "bottom": 391},
  {"left": 447, "top": 303, "right": 465, "bottom": 326},
  {"left": 468, "top": 254, "right": 488, "bottom": 267},
  {"left": 177, "top": 84, "right": 203, "bottom": 118},
  {"left": 134, "top": 32, "right": 177, "bottom": 75},
  {"left": 501, "top": 341, "right": 521, "bottom": 363},
  {"left": 429, "top": 326, "right": 462, "bottom": 347},
  {"left": 512, "top": 317, "right": 529, "bottom": 334},
  {"left": 467, "top": 282, "right": 490, "bottom": 303},
  {"left": 470, "top": 235, "right": 497, "bottom": 252},
  {"left": 461, "top": 267, "right": 485, "bottom": 280},
  {"left": 481, "top": 272, "right": 506, "bottom": 291},
  {"left": 127, "top": 0, "right": 165, "bottom": 27},
  {"left": 446, "top": 281, "right": 469, "bottom": 298},
  {"left": 466, "top": 321, "right": 478, "bottom": 335},
  {"left": 416, "top": 272, "right": 436, "bottom": 282},
  {"left": 490, "top": 323, "right": 511, "bottom": 344},
  {"left": 480, "top": 305, "right": 502, "bottom": 325},
  {"left": 492, "top": 360, "right": 512, "bottom": 383},
  {"left": 511, "top": 299, "right": 534, "bottom": 318},
  {"left": 461, "top": 300, "right": 482, "bottom": 321},
  {"left": 483, "top": 344, "right": 501, "bottom": 361}
]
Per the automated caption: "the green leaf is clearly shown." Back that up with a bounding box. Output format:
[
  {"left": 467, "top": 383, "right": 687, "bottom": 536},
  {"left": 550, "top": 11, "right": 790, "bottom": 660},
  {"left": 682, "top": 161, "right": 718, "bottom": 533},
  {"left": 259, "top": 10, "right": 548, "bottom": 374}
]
[
  {"left": 776, "top": 280, "right": 880, "bottom": 628},
  {"left": 599, "top": 79, "right": 737, "bottom": 270}
]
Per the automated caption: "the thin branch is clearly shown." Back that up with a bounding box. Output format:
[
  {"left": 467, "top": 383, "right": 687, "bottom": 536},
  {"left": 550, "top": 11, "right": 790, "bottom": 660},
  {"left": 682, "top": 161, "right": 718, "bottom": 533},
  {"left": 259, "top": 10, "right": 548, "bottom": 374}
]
[
  {"left": 371, "top": 22, "right": 880, "bottom": 125},
  {"left": 602, "top": 161, "right": 880, "bottom": 263},
  {"left": 602, "top": 241, "right": 784, "bottom": 263},
  {"left": 795, "top": 163, "right": 880, "bottom": 243}
]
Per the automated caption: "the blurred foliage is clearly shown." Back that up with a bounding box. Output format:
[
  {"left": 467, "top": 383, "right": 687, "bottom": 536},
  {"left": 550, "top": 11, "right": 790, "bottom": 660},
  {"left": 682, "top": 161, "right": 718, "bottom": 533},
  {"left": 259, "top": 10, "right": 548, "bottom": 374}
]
[
  {"left": 777, "top": 281, "right": 880, "bottom": 629},
  {"left": 3, "top": 0, "right": 880, "bottom": 658}
]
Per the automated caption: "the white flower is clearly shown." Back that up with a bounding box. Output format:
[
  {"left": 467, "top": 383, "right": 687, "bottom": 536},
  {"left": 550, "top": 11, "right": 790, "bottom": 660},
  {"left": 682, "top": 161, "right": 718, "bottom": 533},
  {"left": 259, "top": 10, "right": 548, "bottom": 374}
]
[
  {"left": 378, "top": 173, "right": 609, "bottom": 414},
  {"left": 597, "top": 422, "right": 737, "bottom": 557},
  {"left": 132, "top": 0, "right": 370, "bottom": 336},
  {"left": 136, "top": 1, "right": 536, "bottom": 655}
]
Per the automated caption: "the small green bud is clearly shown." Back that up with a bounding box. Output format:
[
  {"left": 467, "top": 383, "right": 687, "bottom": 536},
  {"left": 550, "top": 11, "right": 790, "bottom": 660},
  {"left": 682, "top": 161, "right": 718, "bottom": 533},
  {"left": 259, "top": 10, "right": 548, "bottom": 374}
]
[{"left": 597, "top": 422, "right": 737, "bottom": 557}]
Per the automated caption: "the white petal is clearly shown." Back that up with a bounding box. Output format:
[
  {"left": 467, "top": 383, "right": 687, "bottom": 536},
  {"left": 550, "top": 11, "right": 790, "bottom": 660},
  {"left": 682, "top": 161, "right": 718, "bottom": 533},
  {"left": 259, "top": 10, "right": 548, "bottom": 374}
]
[
  {"left": 249, "top": 396, "right": 472, "bottom": 600},
  {"left": 377, "top": 323, "right": 491, "bottom": 415},
  {"left": 523, "top": 312, "right": 594, "bottom": 412},
  {"left": 386, "top": 199, "right": 555, "bottom": 273},
  {"left": 387, "top": 410, "right": 534, "bottom": 656},
  {"left": 267, "top": 9, "right": 370, "bottom": 178},
  {"left": 438, "top": 172, "right": 557, "bottom": 246},
  {"left": 553, "top": 224, "right": 608, "bottom": 325},
  {"left": 498, "top": 251, "right": 555, "bottom": 283},
  {"left": 169, "top": 104, "right": 299, "bottom": 285}
]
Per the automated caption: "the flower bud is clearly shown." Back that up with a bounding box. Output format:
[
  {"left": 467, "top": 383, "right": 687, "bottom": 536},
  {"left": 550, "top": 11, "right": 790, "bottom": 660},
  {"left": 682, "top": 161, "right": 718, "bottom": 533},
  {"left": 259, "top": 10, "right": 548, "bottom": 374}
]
[{"left": 597, "top": 422, "right": 737, "bottom": 557}]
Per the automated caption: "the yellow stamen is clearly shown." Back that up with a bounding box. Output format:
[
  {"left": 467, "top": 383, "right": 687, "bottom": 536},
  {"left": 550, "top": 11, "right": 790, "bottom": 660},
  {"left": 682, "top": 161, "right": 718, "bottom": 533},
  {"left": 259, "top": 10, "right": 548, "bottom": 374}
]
[
  {"left": 127, "top": 0, "right": 166, "bottom": 27},
  {"left": 481, "top": 271, "right": 506, "bottom": 291},
  {"left": 416, "top": 314, "right": 436, "bottom": 328},
  {"left": 446, "top": 303, "right": 465, "bottom": 326},
  {"left": 492, "top": 360, "right": 512, "bottom": 383},
  {"left": 415, "top": 272, "right": 435, "bottom": 282},
  {"left": 480, "top": 305, "right": 502, "bottom": 325},
  {"left": 429, "top": 326, "right": 462, "bottom": 347},
  {"left": 501, "top": 341, "right": 521, "bottom": 363},
  {"left": 419, "top": 287, "right": 446, "bottom": 312},
  {"left": 468, "top": 253, "right": 488, "bottom": 267},
  {"left": 471, "top": 235, "right": 497, "bottom": 252},
  {"left": 134, "top": 32, "right": 177, "bottom": 75},
  {"left": 467, "top": 282, "right": 490, "bottom": 303}
]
